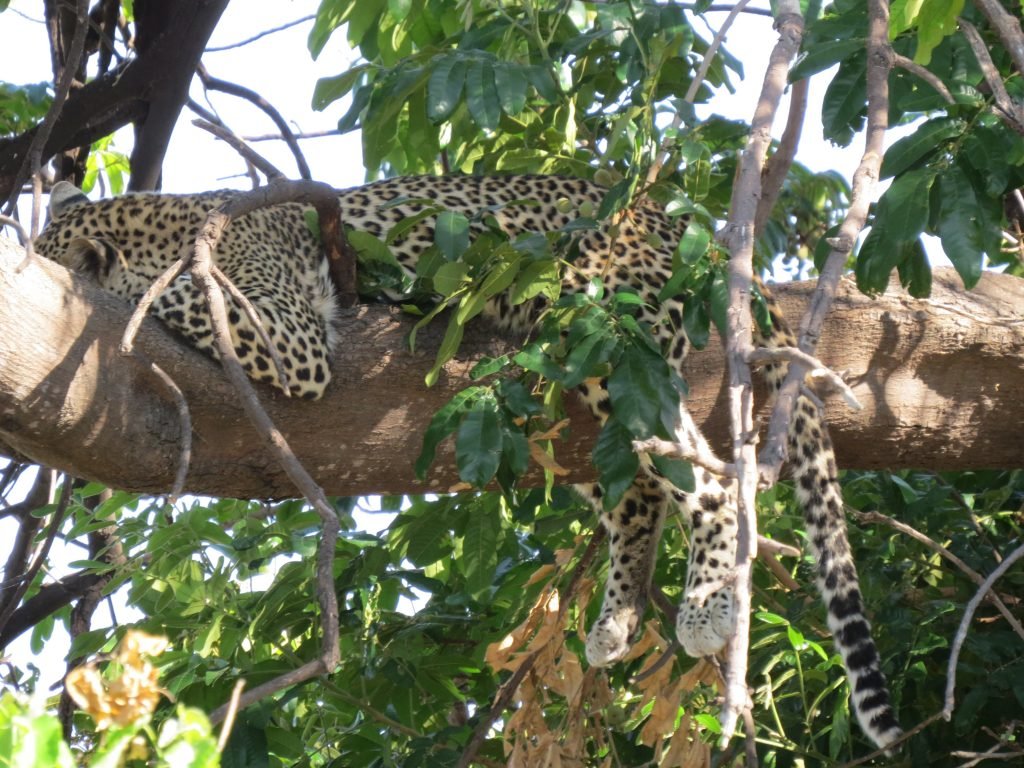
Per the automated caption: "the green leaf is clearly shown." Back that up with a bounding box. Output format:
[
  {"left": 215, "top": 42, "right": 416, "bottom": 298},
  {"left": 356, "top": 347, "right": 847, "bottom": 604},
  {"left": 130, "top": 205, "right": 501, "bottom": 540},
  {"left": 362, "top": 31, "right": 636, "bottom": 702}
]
[
  {"left": 435, "top": 210, "right": 470, "bottom": 261},
  {"left": 466, "top": 59, "right": 501, "bottom": 131},
  {"left": 456, "top": 398, "right": 503, "bottom": 487},
  {"left": 456, "top": 256, "right": 522, "bottom": 324},
  {"left": 415, "top": 387, "right": 485, "bottom": 478},
  {"left": 510, "top": 259, "right": 561, "bottom": 304},
  {"left": 470, "top": 354, "right": 511, "bottom": 379},
  {"left": 593, "top": 418, "right": 640, "bottom": 510},
  {"left": 607, "top": 346, "right": 661, "bottom": 438},
  {"left": 427, "top": 56, "right": 468, "bottom": 123},
  {"left": 461, "top": 498, "right": 501, "bottom": 596},
  {"left": 708, "top": 268, "right": 729, "bottom": 338},
  {"left": 896, "top": 237, "right": 932, "bottom": 297},
  {"left": 854, "top": 223, "right": 899, "bottom": 294},
  {"left": 822, "top": 54, "right": 867, "bottom": 146},
  {"left": 312, "top": 64, "right": 371, "bottom": 110},
  {"left": 874, "top": 168, "right": 935, "bottom": 242},
  {"left": 493, "top": 62, "right": 529, "bottom": 115},
  {"left": 432, "top": 261, "right": 469, "bottom": 296},
  {"left": 790, "top": 39, "right": 865, "bottom": 80},
  {"left": 562, "top": 331, "right": 618, "bottom": 389},
  {"left": 650, "top": 455, "right": 694, "bottom": 492},
  {"left": 880, "top": 118, "right": 963, "bottom": 179},
  {"left": 936, "top": 167, "right": 987, "bottom": 289},
  {"left": 425, "top": 318, "right": 465, "bottom": 386}
]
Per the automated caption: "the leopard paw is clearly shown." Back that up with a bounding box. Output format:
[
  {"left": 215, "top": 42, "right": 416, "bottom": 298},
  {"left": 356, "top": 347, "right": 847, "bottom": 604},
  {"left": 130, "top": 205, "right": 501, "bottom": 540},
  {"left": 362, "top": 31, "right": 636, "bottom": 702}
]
[
  {"left": 676, "top": 588, "right": 735, "bottom": 657},
  {"left": 585, "top": 608, "right": 637, "bottom": 667}
]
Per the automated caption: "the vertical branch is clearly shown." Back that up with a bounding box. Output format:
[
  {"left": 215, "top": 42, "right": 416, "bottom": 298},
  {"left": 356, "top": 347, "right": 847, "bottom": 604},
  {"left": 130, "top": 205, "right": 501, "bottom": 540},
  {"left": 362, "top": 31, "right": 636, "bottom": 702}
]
[
  {"left": 716, "top": 0, "right": 805, "bottom": 746},
  {"left": 758, "top": 0, "right": 893, "bottom": 479}
]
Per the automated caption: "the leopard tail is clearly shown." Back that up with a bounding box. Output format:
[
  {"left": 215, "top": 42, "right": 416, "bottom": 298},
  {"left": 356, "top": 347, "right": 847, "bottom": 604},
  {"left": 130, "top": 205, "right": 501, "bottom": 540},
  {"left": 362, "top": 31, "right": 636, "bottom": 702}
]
[{"left": 788, "top": 397, "right": 903, "bottom": 750}]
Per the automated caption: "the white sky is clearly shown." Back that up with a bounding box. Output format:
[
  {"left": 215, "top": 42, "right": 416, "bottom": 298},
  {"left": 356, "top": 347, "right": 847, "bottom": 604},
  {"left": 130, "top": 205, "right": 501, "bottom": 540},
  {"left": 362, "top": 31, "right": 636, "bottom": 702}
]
[{"left": 0, "top": 0, "right": 935, "bottom": 691}]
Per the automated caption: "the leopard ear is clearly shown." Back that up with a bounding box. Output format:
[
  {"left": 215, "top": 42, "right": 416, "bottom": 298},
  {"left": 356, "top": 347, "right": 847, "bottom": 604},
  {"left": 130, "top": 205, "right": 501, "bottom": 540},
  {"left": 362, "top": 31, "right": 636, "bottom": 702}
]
[
  {"left": 63, "top": 236, "right": 122, "bottom": 282},
  {"left": 49, "top": 181, "right": 89, "bottom": 219}
]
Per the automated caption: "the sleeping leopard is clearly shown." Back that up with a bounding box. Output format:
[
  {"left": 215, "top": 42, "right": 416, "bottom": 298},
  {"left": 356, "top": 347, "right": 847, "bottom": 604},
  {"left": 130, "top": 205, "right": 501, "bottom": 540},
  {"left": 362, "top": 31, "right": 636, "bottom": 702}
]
[{"left": 35, "top": 174, "right": 902, "bottom": 751}]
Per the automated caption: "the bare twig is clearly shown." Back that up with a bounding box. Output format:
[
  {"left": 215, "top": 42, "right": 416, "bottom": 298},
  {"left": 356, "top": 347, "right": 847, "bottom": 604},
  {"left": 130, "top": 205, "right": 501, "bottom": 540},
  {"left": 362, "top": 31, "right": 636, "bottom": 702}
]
[
  {"left": 959, "top": 18, "right": 1024, "bottom": 135},
  {"left": 852, "top": 508, "right": 1024, "bottom": 642},
  {"left": 197, "top": 64, "right": 313, "bottom": 180},
  {"left": 714, "top": 0, "right": 804, "bottom": 748},
  {"left": 943, "top": 542, "right": 1024, "bottom": 719},
  {"left": 835, "top": 710, "right": 946, "bottom": 768},
  {"left": 216, "top": 680, "right": 246, "bottom": 751},
  {"left": 755, "top": 77, "right": 808, "bottom": 236},
  {"left": 0, "top": 475, "right": 72, "bottom": 638},
  {"left": 205, "top": 14, "right": 315, "bottom": 52},
  {"left": 970, "top": 0, "right": 1024, "bottom": 76},
  {"left": 190, "top": 183, "right": 345, "bottom": 724},
  {"left": 212, "top": 265, "right": 292, "bottom": 394},
  {"left": 2, "top": 0, "right": 89, "bottom": 223},
  {"left": 0, "top": 215, "right": 37, "bottom": 271},
  {"left": 746, "top": 346, "right": 862, "bottom": 410},
  {"left": 243, "top": 129, "right": 340, "bottom": 143},
  {"left": 758, "top": 0, "right": 892, "bottom": 481},
  {"left": 132, "top": 352, "right": 193, "bottom": 502},
  {"left": 892, "top": 53, "right": 955, "bottom": 105},
  {"left": 632, "top": 436, "right": 736, "bottom": 478},
  {"left": 646, "top": 0, "right": 752, "bottom": 184},
  {"left": 192, "top": 118, "right": 286, "bottom": 180}
]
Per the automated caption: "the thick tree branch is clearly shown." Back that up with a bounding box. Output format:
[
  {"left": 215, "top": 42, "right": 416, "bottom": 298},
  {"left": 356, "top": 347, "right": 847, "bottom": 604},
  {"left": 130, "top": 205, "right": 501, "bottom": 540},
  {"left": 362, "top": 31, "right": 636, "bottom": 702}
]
[
  {"left": 0, "top": 236, "right": 1021, "bottom": 499},
  {"left": 0, "top": 0, "right": 230, "bottom": 200}
]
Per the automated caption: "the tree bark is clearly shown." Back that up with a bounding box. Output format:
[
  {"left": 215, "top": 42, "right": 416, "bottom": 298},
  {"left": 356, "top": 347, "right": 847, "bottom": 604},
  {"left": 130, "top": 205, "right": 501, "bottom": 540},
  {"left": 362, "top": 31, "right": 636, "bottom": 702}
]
[{"left": 1, "top": 237, "right": 1021, "bottom": 499}]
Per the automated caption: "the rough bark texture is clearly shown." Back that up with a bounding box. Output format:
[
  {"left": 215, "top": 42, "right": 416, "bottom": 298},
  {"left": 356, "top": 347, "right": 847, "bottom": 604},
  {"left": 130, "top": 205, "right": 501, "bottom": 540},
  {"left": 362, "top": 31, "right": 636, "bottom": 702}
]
[{"left": 1, "top": 237, "right": 1021, "bottom": 498}]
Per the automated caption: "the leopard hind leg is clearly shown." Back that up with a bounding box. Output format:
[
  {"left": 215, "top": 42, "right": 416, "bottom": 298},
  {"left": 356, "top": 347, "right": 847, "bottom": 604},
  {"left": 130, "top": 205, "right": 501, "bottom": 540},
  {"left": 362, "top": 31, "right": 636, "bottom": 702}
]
[{"left": 580, "top": 474, "right": 667, "bottom": 666}]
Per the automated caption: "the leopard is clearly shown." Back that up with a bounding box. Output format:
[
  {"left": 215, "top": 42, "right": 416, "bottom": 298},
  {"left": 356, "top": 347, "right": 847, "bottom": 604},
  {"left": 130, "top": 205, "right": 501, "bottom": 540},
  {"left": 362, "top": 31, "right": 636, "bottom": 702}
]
[{"left": 36, "top": 174, "right": 902, "bottom": 751}]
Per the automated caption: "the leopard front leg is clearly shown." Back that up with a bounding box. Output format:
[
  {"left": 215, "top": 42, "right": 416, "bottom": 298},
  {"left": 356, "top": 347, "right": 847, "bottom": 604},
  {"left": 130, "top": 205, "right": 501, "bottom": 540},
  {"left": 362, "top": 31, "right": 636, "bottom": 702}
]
[
  {"left": 668, "top": 410, "right": 738, "bottom": 657},
  {"left": 579, "top": 476, "right": 667, "bottom": 666},
  {"left": 674, "top": 473, "right": 738, "bottom": 656}
]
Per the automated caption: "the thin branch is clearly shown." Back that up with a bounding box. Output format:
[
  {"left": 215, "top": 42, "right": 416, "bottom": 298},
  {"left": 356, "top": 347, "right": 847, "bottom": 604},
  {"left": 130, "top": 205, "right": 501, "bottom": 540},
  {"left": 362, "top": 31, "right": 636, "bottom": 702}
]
[
  {"left": 189, "top": 182, "right": 346, "bottom": 725},
  {"left": 204, "top": 14, "right": 315, "bottom": 52},
  {"left": 959, "top": 18, "right": 1024, "bottom": 136},
  {"left": 943, "top": 542, "right": 1024, "bottom": 719},
  {"left": 242, "top": 129, "right": 340, "bottom": 143},
  {"left": 755, "top": 77, "right": 808, "bottom": 236},
  {"left": 746, "top": 346, "right": 862, "bottom": 410},
  {"left": 216, "top": 680, "right": 246, "bottom": 751},
  {"left": 715, "top": 0, "right": 804, "bottom": 748},
  {"left": 197, "top": 64, "right": 313, "bottom": 180},
  {"left": 970, "top": 0, "right": 1024, "bottom": 77},
  {"left": 192, "top": 118, "right": 285, "bottom": 180},
  {"left": 892, "top": 53, "right": 955, "bottom": 104},
  {"left": 132, "top": 352, "right": 192, "bottom": 502},
  {"left": 852, "top": 508, "right": 1024, "bottom": 642},
  {"left": 212, "top": 265, "right": 292, "bottom": 394},
  {"left": 2, "top": 0, "right": 89, "bottom": 222},
  {"left": 757, "top": 0, "right": 893, "bottom": 481},
  {"left": 834, "top": 710, "right": 946, "bottom": 768},
  {"left": 646, "top": 0, "right": 752, "bottom": 184},
  {"left": 632, "top": 436, "right": 735, "bottom": 478},
  {"left": 0, "top": 215, "right": 36, "bottom": 268},
  {"left": 0, "top": 476, "right": 72, "bottom": 639}
]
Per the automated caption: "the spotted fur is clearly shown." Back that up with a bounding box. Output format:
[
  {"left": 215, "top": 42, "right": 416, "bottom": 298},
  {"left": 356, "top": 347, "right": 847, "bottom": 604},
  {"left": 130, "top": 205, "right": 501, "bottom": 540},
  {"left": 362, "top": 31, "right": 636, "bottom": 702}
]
[{"left": 36, "top": 174, "right": 901, "bottom": 749}]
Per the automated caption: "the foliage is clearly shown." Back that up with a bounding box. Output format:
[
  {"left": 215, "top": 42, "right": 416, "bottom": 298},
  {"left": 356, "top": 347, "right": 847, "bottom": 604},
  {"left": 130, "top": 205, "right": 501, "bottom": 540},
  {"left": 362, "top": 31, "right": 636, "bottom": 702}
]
[
  {"left": 0, "top": 81, "right": 51, "bottom": 136},
  {"left": 0, "top": 630, "right": 218, "bottom": 767},
  {"left": 1, "top": 0, "right": 1023, "bottom": 767}
]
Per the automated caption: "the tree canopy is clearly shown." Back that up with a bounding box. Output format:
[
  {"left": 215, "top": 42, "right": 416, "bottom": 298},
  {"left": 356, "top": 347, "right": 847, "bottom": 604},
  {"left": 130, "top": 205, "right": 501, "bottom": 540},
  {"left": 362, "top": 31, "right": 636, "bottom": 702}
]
[{"left": 0, "top": 1, "right": 1023, "bottom": 767}]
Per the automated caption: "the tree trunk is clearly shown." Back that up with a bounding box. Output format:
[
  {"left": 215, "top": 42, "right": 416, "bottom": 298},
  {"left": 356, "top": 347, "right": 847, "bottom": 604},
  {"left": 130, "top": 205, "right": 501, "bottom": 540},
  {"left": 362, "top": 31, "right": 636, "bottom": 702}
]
[{"left": 1, "top": 237, "right": 1021, "bottom": 498}]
